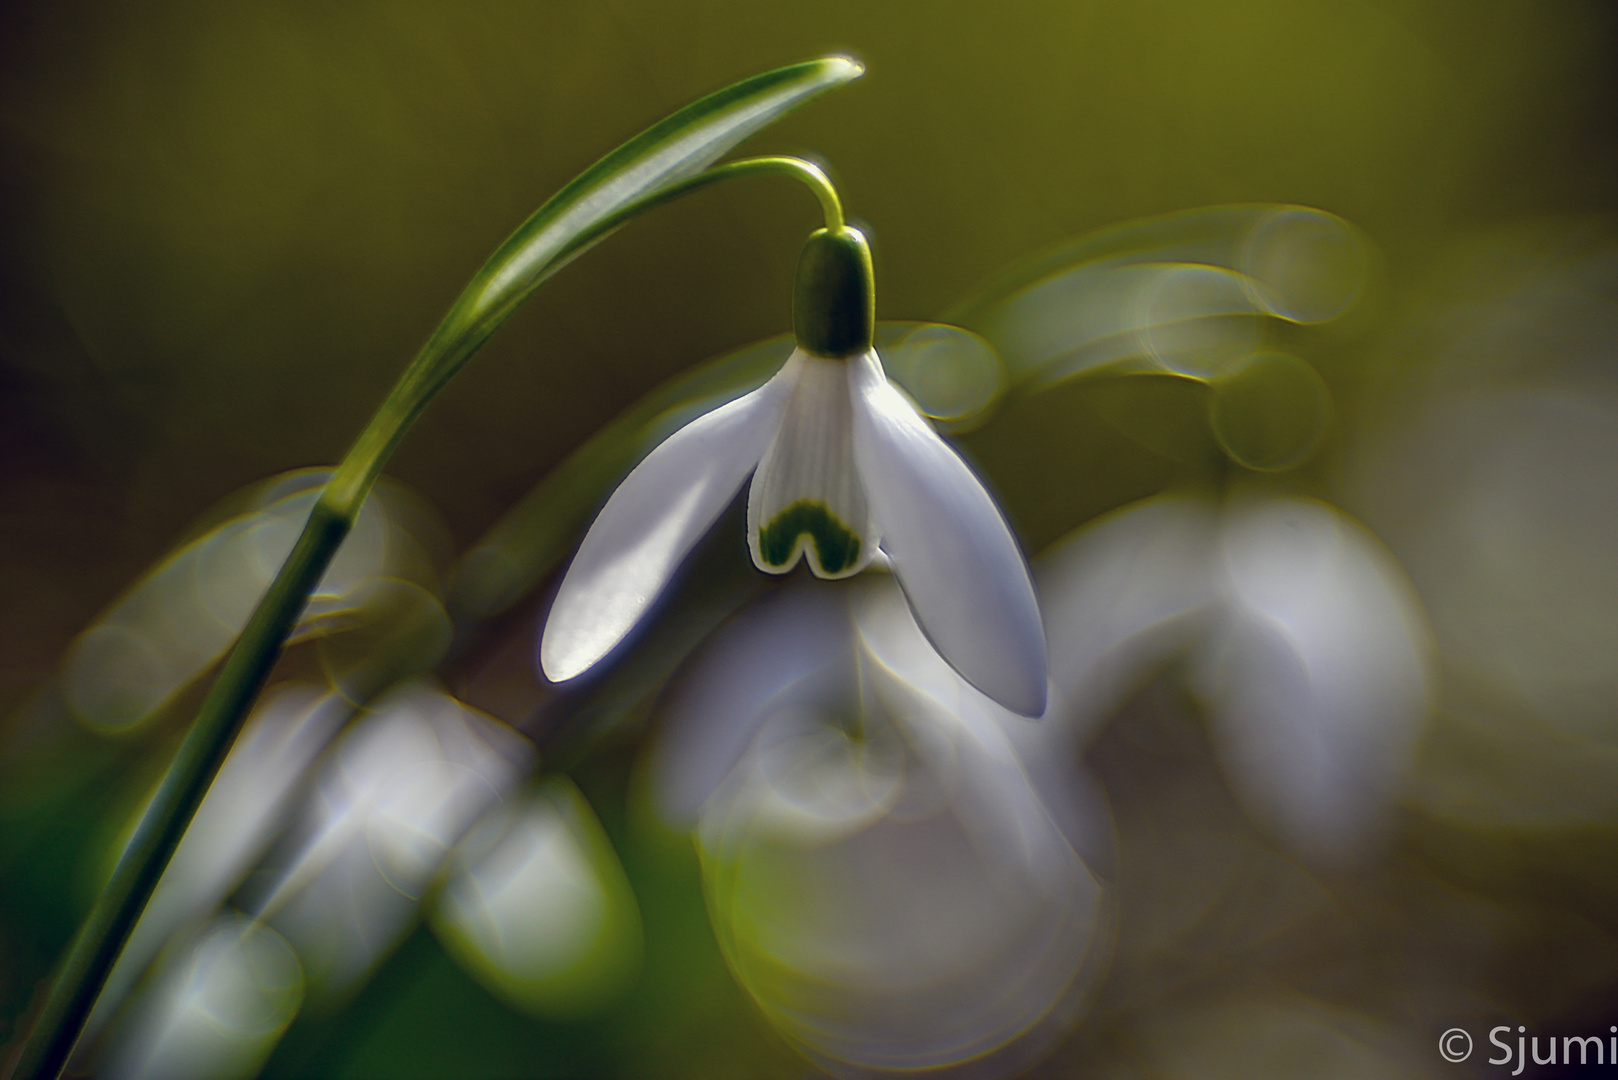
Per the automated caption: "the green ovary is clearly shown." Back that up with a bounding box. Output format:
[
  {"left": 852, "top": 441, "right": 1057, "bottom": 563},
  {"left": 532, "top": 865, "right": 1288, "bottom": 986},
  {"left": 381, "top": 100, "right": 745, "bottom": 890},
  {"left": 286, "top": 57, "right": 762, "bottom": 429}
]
[{"left": 758, "top": 500, "right": 862, "bottom": 575}]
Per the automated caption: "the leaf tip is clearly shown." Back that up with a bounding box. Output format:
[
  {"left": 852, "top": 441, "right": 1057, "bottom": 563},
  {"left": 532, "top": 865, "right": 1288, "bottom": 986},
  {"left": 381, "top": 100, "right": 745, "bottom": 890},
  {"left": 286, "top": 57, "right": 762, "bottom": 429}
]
[{"left": 819, "top": 54, "right": 866, "bottom": 83}]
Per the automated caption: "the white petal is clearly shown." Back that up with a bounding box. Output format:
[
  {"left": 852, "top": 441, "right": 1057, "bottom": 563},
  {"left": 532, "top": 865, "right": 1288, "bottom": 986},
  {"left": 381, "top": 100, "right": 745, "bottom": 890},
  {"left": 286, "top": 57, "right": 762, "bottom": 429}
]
[
  {"left": 247, "top": 683, "right": 531, "bottom": 1001},
  {"left": 540, "top": 371, "right": 793, "bottom": 682},
  {"left": 849, "top": 350, "right": 1048, "bottom": 716},
  {"left": 747, "top": 350, "right": 879, "bottom": 579}
]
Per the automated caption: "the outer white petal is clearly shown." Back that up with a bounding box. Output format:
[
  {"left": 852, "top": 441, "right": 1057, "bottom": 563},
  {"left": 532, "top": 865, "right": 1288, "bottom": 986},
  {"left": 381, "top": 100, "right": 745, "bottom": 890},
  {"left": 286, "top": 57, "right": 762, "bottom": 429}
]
[
  {"left": 540, "top": 371, "right": 794, "bottom": 682},
  {"left": 849, "top": 350, "right": 1048, "bottom": 716}
]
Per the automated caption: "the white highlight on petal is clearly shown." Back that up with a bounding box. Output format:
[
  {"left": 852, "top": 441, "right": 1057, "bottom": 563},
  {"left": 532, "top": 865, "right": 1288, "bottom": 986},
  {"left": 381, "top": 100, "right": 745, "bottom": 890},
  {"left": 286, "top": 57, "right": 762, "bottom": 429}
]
[
  {"left": 849, "top": 350, "right": 1048, "bottom": 716},
  {"left": 541, "top": 367, "right": 794, "bottom": 682},
  {"left": 747, "top": 349, "right": 878, "bottom": 578}
]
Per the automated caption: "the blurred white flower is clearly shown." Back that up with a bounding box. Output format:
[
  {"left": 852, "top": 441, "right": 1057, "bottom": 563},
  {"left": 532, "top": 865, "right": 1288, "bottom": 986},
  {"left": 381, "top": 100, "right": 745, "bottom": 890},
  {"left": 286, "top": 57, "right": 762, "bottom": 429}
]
[
  {"left": 1035, "top": 491, "right": 1433, "bottom": 864},
  {"left": 97, "top": 915, "right": 303, "bottom": 1080},
  {"left": 240, "top": 680, "right": 534, "bottom": 1003},
  {"left": 648, "top": 578, "right": 1106, "bottom": 1077},
  {"left": 428, "top": 777, "right": 644, "bottom": 1020},
  {"left": 541, "top": 226, "right": 1046, "bottom": 717},
  {"left": 954, "top": 205, "right": 1367, "bottom": 388},
  {"left": 60, "top": 470, "right": 451, "bottom": 734},
  {"left": 79, "top": 684, "right": 351, "bottom": 1058}
]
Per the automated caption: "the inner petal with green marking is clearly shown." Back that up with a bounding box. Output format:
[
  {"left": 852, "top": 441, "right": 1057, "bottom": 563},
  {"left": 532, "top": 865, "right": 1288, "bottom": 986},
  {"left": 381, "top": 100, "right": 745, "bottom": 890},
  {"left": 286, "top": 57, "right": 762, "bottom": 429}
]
[
  {"left": 757, "top": 499, "right": 863, "bottom": 575},
  {"left": 747, "top": 349, "right": 881, "bottom": 580}
]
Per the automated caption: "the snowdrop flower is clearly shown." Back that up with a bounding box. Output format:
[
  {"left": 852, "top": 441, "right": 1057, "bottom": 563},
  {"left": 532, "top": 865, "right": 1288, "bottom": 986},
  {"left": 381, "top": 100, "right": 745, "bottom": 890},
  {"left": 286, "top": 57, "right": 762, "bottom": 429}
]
[
  {"left": 1034, "top": 492, "right": 1433, "bottom": 865},
  {"left": 540, "top": 226, "right": 1047, "bottom": 716},
  {"left": 649, "top": 578, "right": 1107, "bottom": 1077}
]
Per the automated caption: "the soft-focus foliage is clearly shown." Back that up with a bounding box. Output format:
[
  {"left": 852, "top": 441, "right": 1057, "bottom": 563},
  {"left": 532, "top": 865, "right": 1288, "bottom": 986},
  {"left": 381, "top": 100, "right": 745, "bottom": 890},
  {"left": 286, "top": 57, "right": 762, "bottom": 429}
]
[
  {"left": 4, "top": 3, "right": 1618, "bottom": 1079},
  {"left": 60, "top": 472, "right": 450, "bottom": 733}
]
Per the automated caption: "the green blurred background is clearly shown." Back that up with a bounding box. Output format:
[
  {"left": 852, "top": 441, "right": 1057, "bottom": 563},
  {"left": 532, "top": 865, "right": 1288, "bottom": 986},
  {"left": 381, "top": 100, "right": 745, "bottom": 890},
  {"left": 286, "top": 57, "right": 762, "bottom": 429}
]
[{"left": 2, "top": 1, "right": 1617, "bottom": 1077}]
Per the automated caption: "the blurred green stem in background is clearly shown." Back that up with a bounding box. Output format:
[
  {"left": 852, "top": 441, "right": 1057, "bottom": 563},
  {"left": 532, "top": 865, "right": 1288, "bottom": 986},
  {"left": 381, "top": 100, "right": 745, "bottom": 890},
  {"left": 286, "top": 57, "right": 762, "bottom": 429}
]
[{"left": 8, "top": 56, "right": 862, "bottom": 1080}]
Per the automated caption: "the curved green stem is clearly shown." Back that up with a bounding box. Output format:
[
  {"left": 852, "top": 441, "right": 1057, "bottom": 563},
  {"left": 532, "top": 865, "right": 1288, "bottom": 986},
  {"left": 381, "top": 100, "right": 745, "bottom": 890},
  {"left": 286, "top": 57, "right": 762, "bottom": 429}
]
[
  {"left": 549, "top": 156, "right": 846, "bottom": 277},
  {"left": 323, "top": 155, "right": 844, "bottom": 519},
  {"left": 660, "top": 155, "right": 844, "bottom": 232},
  {"left": 9, "top": 57, "right": 860, "bottom": 1080}
]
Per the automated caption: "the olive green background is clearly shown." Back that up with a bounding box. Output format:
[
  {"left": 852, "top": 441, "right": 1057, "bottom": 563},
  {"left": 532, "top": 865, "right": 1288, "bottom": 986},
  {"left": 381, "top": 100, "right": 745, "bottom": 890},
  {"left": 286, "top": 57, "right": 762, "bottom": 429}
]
[{"left": 3, "top": 1, "right": 1613, "bottom": 644}]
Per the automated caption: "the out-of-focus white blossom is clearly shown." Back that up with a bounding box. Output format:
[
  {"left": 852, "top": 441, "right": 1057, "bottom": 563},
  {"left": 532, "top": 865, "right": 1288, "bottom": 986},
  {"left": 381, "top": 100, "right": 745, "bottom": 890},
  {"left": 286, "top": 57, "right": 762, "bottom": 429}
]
[
  {"left": 649, "top": 579, "right": 1107, "bottom": 1077},
  {"left": 1195, "top": 494, "right": 1433, "bottom": 863},
  {"left": 953, "top": 205, "right": 1367, "bottom": 388},
  {"left": 241, "top": 680, "right": 534, "bottom": 1003},
  {"left": 97, "top": 915, "right": 303, "bottom": 1080},
  {"left": 429, "top": 776, "right": 643, "bottom": 1019},
  {"left": 78, "top": 684, "right": 351, "bottom": 1057},
  {"left": 59, "top": 471, "right": 451, "bottom": 733},
  {"left": 1036, "top": 491, "right": 1433, "bottom": 864}
]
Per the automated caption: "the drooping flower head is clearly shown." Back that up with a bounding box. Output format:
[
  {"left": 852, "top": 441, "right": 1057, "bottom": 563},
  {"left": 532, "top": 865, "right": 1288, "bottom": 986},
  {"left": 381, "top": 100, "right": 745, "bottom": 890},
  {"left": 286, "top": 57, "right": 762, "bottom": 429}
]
[{"left": 541, "top": 225, "right": 1048, "bottom": 716}]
